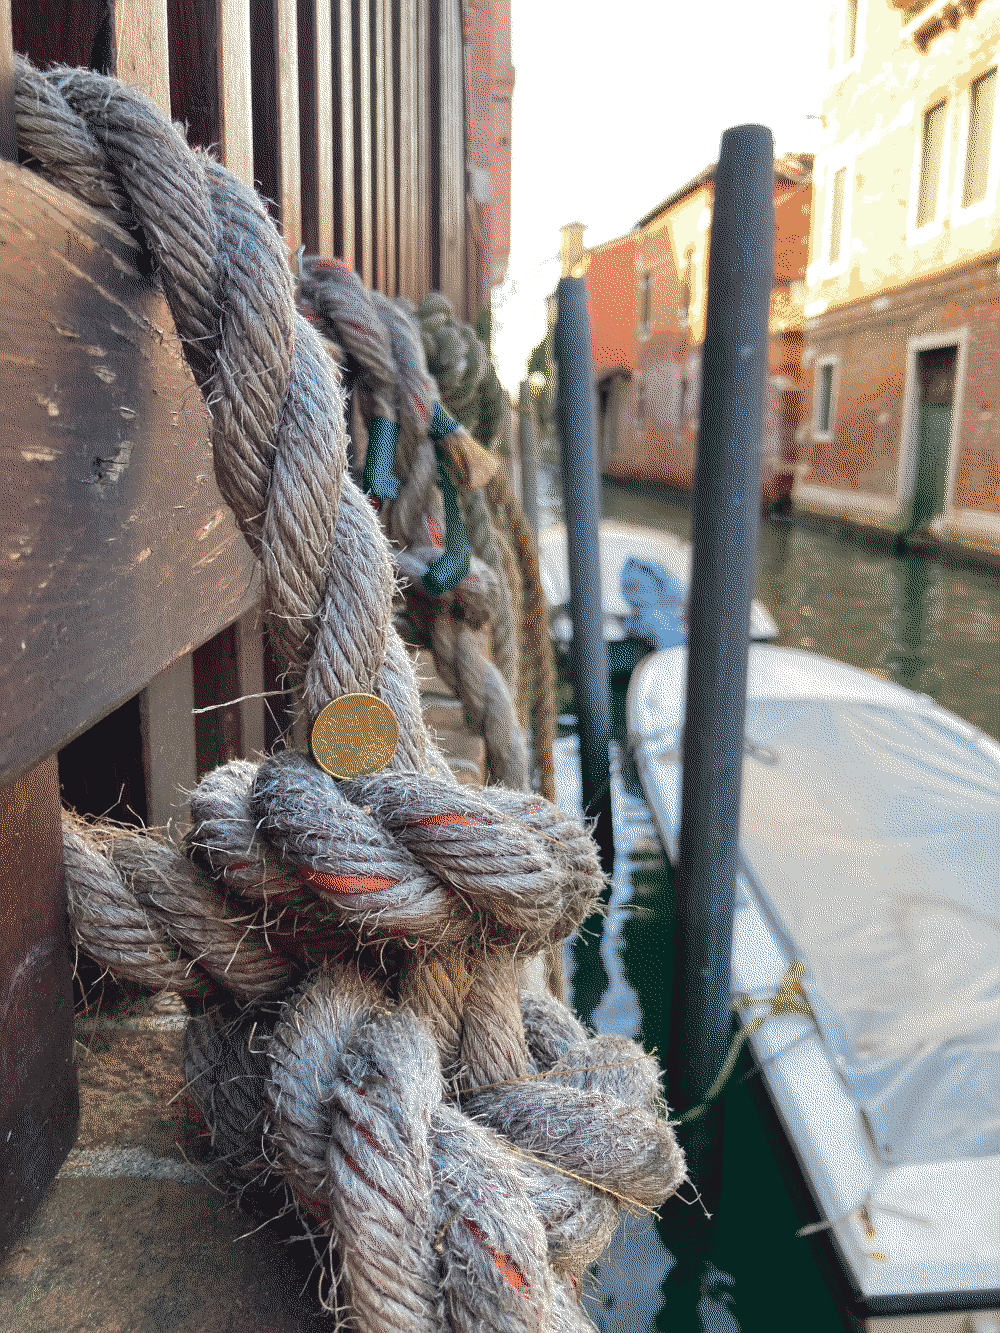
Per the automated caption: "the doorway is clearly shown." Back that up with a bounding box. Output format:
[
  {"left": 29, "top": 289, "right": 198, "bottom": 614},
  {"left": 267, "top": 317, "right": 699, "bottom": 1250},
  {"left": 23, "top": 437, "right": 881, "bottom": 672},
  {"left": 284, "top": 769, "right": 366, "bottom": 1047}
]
[{"left": 910, "top": 343, "right": 957, "bottom": 528}]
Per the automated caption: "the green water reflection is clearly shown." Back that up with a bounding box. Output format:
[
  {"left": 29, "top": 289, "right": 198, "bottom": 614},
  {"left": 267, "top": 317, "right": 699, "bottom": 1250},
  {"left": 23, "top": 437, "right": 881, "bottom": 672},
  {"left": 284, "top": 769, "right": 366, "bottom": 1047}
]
[
  {"left": 561, "top": 480, "right": 998, "bottom": 1330},
  {"left": 602, "top": 477, "right": 1000, "bottom": 741}
]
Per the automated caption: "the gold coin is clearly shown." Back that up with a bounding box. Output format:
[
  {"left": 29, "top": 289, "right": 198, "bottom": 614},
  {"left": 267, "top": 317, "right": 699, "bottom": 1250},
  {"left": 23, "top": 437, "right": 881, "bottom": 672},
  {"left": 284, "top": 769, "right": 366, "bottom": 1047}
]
[{"left": 310, "top": 694, "right": 399, "bottom": 779}]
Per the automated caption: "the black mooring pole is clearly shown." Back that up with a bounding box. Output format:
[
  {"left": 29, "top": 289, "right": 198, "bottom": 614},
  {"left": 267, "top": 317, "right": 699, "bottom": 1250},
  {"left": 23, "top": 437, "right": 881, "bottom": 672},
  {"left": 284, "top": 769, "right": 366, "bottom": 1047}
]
[
  {"left": 669, "top": 126, "right": 774, "bottom": 1204},
  {"left": 554, "top": 276, "right": 614, "bottom": 873}
]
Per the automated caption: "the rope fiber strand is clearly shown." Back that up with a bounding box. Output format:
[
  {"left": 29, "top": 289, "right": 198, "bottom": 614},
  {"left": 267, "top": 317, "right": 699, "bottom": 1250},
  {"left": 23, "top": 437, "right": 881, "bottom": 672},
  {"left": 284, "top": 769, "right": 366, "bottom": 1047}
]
[{"left": 14, "top": 55, "right": 685, "bottom": 1330}]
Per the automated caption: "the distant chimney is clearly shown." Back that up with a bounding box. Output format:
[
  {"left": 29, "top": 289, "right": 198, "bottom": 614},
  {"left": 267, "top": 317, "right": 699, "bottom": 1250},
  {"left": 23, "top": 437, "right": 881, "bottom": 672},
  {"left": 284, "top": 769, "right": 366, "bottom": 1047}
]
[{"left": 559, "top": 222, "right": 587, "bottom": 277}]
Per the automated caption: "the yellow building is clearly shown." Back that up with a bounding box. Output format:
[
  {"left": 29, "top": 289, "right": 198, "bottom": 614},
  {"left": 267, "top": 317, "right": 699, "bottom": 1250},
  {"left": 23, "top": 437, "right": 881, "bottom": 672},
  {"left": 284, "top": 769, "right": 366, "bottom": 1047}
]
[{"left": 795, "top": 0, "right": 1000, "bottom": 561}]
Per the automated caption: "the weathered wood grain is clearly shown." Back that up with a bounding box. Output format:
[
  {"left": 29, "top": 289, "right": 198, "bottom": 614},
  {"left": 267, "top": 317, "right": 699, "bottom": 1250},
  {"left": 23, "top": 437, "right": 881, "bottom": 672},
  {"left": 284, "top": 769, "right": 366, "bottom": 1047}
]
[
  {"left": 112, "top": 0, "right": 171, "bottom": 113},
  {"left": 1, "top": 0, "right": 15, "bottom": 164},
  {"left": 352, "top": 0, "right": 372, "bottom": 283},
  {"left": 333, "top": 0, "right": 354, "bottom": 262},
  {"left": 217, "top": 0, "right": 254, "bottom": 184},
  {"left": 1, "top": 161, "right": 259, "bottom": 786},
  {"left": 0, "top": 757, "right": 79, "bottom": 1256},
  {"left": 273, "top": 0, "right": 301, "bottom": 251},
  {"left": 379, "top": 0, "right": 395, "bottom": 293},
  {"left": 395, "top": 0, "right": 417, "bottom": 299},
  {"left": 299, "top": 0, "right": 334, "bottom": 257},
  {"left": 435, "top": 0, "right": 463, "bottom": 311}
]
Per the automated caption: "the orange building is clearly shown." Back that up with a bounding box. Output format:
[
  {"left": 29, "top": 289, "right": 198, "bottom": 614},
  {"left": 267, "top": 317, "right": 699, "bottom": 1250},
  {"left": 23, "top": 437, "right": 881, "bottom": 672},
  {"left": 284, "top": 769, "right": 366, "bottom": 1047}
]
[{"left": 579, "top": 156, "right": 813, "bottom": 505}]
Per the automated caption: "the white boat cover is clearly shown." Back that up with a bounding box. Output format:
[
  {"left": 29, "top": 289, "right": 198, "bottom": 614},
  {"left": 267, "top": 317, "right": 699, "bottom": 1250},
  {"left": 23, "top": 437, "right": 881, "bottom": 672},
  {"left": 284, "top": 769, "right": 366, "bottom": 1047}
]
[
  {"left": 739, "top": 695, "right": 1000, "bottom": 1167},
  {"left": 631, "top": 647, "right": 1000, "bottom": 1168}
]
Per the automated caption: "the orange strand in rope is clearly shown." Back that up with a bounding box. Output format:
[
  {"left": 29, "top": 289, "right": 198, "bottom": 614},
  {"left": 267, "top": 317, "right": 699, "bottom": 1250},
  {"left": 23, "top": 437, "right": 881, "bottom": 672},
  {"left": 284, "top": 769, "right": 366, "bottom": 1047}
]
[
  {"left": 408, "top": 813, "right": 493, "bottom": 829},
  {"left": 462, "top": 1219, "right": 529, "bottom": 1294},
  {"left": 298, "top": 868, "right": 398, "bottom": 895}
]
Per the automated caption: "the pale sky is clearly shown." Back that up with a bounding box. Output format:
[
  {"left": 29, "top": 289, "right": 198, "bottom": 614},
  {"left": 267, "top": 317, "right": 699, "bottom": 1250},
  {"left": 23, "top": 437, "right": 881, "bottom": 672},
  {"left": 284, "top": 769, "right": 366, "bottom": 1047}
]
[{"left": 493, "top": 0, "right": 834, "bottom": 390}]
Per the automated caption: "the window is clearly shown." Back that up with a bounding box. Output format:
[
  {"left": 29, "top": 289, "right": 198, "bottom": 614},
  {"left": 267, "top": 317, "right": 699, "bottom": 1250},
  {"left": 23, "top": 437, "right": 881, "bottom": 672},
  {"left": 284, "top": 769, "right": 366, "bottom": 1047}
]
[
  {"left": 678, "top": 248, "right": 694, "bottom": 330},
  {"left": 639, "top": 273, "right": 653, "bottom": 338},
  {"left": 916, "top": 101, "right": 947, "bottom": 226},
  {"left": 962, "top": 68, "right": 996, "bottom": 208},
  {"left": 829, "top": 167, "right": 847, "bottom": 262},
  {"left": 814, "top": 359, "right": 836, "bottom": 437}
]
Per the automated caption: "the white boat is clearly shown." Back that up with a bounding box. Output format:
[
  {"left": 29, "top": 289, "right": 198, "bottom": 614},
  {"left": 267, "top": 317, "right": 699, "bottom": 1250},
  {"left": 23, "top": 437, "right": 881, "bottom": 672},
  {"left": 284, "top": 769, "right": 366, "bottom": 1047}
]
[
  {"left": 627, "top": 645, "right": 1000, "bottom": 1330},
  {"left": 537, "top": 521, "right": 779, "bottom": 650}
]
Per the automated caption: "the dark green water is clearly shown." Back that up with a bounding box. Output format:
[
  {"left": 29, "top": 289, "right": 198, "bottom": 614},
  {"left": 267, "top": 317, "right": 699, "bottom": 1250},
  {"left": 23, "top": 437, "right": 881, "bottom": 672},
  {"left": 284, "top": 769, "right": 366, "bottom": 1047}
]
[
  {"left": 554, "top": 478, "right": 999, "bottom": 1332},
  {"left": 602, "top": 478, "right": 1000, "bottom": 743}
]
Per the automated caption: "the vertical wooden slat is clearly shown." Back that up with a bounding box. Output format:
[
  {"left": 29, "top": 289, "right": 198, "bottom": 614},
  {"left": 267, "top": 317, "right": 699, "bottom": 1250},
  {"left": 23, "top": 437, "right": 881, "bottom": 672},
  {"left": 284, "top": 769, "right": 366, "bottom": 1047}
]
[
  {"left": 299, "top": 0, "right": 334, "bottom": 256},
  {"left": 274, "top": 0, "right": 302, "bottom": 252},
  {"left": 1, "top": 0, "right": 16, "bottom": 164},
  {"left": 371, "top": 0, "right": 386, "bottom": 291},
  {"left": 381, "top": 0, "right": 395, "bottom": 293},
  {"left": 352, "top": 0, "right": 372, "bottom": 283},
  {"left": 168, "top": 0, "right": 220, "bottom": 154},
  {"left": 217, "top": 0, "right": 254, "bottom": 184},
  {"left": 415, "top": 0, "right": 430, "bottom": 295},
  {"left": 333, "top": 0, "right": 354, "bottom": 261},
  {"left": 0, "top": 757, "right": 79, "bottom": 1257},
  {"left": 234, "top": 609, "right": 267, "bottom": 757},
  {"left": 112, "top": 0, "right": 172, "bottom": 114},
  {"left": 395, "top": 0, "right": 417, "bottom": 299},
  {"left": 140, "top": 655, "right": 197, "bottom": 830},
  {"left": 435, "top": 0, "right": 463, "bottom": 310}
]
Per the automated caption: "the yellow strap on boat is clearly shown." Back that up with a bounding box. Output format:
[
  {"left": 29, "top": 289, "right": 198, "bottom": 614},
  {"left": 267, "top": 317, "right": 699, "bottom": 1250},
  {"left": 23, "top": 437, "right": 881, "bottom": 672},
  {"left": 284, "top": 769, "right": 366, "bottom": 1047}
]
[{"left": 675, "top": 960, "right": 815, "bottom": 1124}]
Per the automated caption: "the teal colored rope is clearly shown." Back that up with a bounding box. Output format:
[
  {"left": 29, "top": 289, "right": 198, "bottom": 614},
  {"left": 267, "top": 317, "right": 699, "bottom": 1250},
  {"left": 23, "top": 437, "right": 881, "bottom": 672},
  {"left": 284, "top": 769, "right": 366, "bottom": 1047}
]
[
  {"left": 423, "top": 448, "right": 471, "bottom": 595},
  {"left": 363, "top": 416, "right": 400, "bottom": 500}
]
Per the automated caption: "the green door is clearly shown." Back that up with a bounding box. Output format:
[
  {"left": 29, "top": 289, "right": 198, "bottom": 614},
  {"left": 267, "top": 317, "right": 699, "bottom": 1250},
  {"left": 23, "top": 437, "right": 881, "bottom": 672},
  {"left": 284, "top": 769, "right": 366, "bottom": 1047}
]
[{"left": 911, "top": 345, "right": 956, "bottom": 529}]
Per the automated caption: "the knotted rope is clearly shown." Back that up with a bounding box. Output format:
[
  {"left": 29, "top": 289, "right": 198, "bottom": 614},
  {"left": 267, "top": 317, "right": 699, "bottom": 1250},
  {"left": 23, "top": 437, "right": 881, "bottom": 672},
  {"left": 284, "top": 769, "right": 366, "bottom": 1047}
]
[{"left": 15, "top": 55, "right": 685, "bottom": 1328}]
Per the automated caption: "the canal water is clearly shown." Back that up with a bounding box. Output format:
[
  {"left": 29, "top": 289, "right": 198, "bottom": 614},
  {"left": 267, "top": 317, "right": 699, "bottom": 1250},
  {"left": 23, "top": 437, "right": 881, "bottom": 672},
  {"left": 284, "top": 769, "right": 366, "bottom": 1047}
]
[{"left": 548, "top": 476, "right": 1000, "bottom": 1332}]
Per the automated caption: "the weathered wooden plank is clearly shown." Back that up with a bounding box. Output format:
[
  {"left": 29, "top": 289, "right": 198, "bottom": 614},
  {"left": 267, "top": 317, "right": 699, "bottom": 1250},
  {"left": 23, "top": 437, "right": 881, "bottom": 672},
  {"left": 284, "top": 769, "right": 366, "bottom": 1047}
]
[
  {"left": 332, "top": 0, "right": 354, "bottom": 261},
  {"left": 352, "top": 0, "right": 372, "bottom": 283},
  {"left": 111, "top": 0, "right": 171, "bottom": 114},
  {"left": 372, "top": 0, "right": 386, "bottom": 291},
  {"left": 192, "top": 622, "right": 243, "bottom": 775},
  {"left": 250, "top": 0, "right": 301, "bottom": 248},
  {"left": 234, "top": 607, "right": 267, "bottom": 757},
  {"left": 141, "top": 653, "right": 197, "bottom": 830},
  {"left": 380, "top": 0, "right": 395, "bottom": 293},
  {"left": 299, "top": 0, "right": 334, "bottom": 257},
  {"left": 216, "top": 0, "right": 254, "bottom": 184},
  {"left": 273, "top": 0, "right": 301, "bottom": 251},
  {"left": 435, "top": 0, "right": 463, "bottom": 311},
  {"left": 415, "top": 0, "right": 429, "bottom": 295},
  {"left": 1, "top": 161, "right": 259, "bottom": 785},
  {"left": 395, "top": 0, "right": 417, "bottom": 299},
  {"left": 0, "top": 757, "right": 79, "bottom": 1256},
  {"left": 1, "top": 0, "right": 15, "bottom": 164}
]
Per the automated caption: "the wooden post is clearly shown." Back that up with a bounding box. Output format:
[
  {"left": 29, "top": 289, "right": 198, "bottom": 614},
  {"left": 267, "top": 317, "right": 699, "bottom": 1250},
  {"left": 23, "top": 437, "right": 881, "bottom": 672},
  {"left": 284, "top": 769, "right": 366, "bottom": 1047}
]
[
  {"left": 0, "top": 760, "right": 79, "bottom": 1255},
  {"left": 217, "top": 0, "right": 255, "bottom": 185},
  {"left": 396, "top": 0, "right": 417, "bottom": 299},
  {"left": 333, "top": 0, "right": 354, "bottom": 262},
  {"left": 111, "top": 0, "right": 171, "bottom": 114},
  {"left": 274, "top": 0, "right": 301, "bottom": 253},
  {"left": 352, "top": 0, "right": 372, "bottom": 284},
  {"left": 299, "top": 0, "right": 334, "bottom": 257}
]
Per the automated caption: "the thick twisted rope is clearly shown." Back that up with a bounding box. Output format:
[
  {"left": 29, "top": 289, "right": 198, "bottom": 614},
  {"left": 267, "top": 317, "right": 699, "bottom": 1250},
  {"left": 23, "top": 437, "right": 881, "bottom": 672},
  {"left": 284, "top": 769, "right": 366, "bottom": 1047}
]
[
  {"left": 16, "top": 55, "right": 684, "bottom": 1329},
  {"left": 416, "top": 297, "right": 558, "bottom": 800},
  {"left": 298, "top": 260, "right": 530, "bottom": 790}
]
